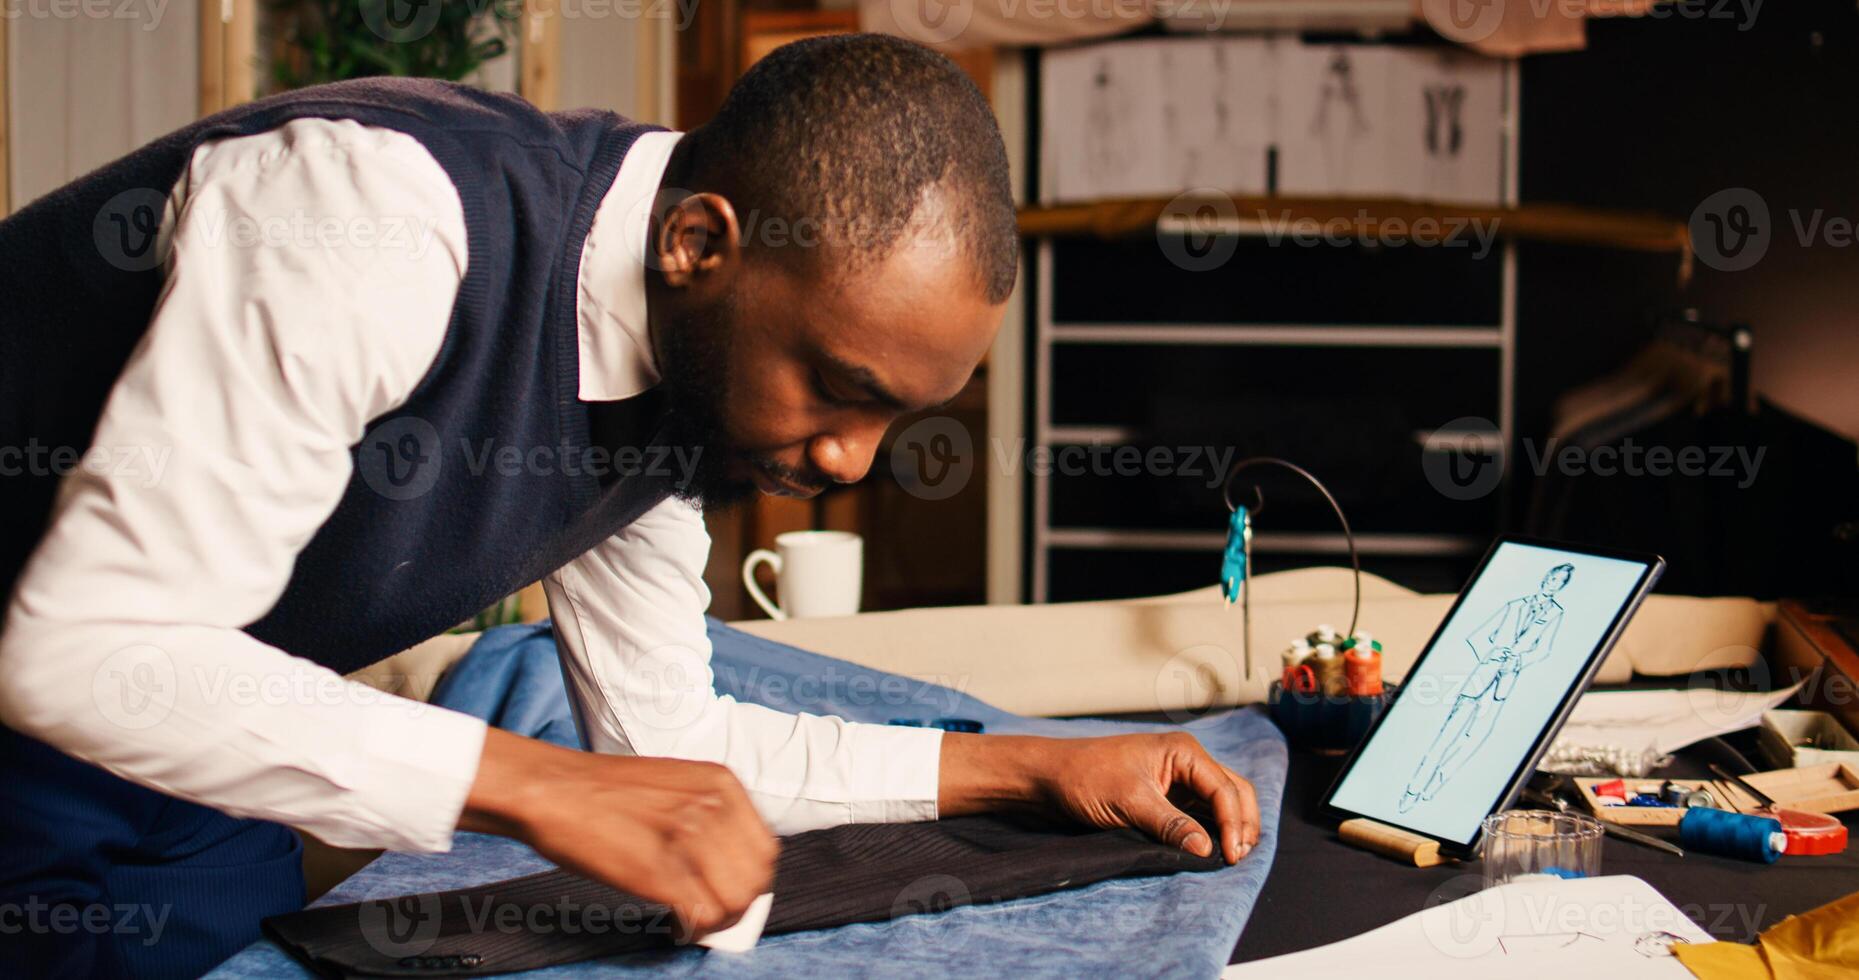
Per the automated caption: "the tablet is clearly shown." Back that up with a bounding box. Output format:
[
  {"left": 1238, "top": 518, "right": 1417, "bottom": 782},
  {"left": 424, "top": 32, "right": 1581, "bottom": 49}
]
[{"left": 1322, "top": 536, "right": 1664, "bottom": 855}]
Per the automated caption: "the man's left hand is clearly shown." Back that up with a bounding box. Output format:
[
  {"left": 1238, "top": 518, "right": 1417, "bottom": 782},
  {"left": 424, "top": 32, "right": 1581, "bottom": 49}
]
[{"left": 939, "top": 732, "right": 1261, "bottom": 864}]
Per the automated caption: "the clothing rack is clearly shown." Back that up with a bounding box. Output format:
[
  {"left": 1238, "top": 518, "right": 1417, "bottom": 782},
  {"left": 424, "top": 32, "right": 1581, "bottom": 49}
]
[{"left": 1656, "top": 309, "right": 1753, "bottom": 414}]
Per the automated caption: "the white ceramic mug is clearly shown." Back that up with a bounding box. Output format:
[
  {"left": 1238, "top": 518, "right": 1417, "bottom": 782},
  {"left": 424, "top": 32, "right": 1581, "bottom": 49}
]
[{"left": 741, "top": 530, "right": 863, "bottom": 620}]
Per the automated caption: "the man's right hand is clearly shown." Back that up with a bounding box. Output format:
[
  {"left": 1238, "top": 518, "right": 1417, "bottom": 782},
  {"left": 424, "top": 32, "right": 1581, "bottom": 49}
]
[{"left": 460, "top": 728, "right": 777, "bottom": 941}]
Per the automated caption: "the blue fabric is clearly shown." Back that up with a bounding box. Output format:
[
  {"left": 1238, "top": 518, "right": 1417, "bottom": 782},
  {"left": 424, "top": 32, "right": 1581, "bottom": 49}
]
[
  {"left": 426, "top": 624, "right": 583, "bottom": 749},
  {"left": 0, "top": 726, "right": 304, "bottom": 980},
  {"left": 207, "top": 620, "right": 1287, "bottom": 978}
]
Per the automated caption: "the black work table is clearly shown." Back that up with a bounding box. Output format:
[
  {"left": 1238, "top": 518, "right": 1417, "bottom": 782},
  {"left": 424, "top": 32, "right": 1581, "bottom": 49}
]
[{"left": 1229, "top": 743, "right": 1859, "bottom": 964}]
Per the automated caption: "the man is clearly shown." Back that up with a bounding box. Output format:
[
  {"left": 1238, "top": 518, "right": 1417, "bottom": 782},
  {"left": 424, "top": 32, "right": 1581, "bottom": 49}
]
[
  {"left": 1398, "top": 563, "right": 1571, "bottom": 812},
  {"left": 0, "top": 35, "right": 1259, "bottom": 976}
]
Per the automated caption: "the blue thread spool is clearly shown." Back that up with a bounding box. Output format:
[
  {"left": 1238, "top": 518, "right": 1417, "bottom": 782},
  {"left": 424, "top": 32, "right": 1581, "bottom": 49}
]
[{"left": 1679, "top": 807, "right": 1787, "bottom": 863}]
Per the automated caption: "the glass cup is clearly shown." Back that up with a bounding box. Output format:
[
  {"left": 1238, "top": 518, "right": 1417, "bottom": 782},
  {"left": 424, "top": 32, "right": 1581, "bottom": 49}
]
[{"left": 1480, "top": 810, "right": 1604, "bottom": 888}]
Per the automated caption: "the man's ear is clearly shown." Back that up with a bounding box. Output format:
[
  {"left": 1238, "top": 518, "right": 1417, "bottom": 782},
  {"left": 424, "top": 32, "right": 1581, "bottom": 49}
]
[{"left": 652, "top": 192, "right": 741, "bottom": 287}]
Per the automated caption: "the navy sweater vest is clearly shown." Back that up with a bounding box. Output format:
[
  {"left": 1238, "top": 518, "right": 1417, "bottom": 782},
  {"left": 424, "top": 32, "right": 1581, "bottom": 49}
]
[{"left": 0, "top": 79, "right": 675, "bottom": 675}]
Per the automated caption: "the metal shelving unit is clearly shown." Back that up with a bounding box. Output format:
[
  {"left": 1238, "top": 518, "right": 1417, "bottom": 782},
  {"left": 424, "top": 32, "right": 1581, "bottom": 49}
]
[{"left": 1027, "top": 54, "right": 1522, "bottom": 603}]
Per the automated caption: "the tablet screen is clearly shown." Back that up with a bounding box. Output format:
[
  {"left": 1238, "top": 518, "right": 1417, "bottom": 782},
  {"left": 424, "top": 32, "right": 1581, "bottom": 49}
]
[{"left": 1327, "top": 541, "right": 1658, "bottom": 847}]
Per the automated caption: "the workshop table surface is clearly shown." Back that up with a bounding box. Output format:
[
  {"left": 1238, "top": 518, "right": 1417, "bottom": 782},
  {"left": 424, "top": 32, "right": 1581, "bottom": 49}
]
[{"left": 1231, "top": 745, "right": 1859, "bottom": 963}]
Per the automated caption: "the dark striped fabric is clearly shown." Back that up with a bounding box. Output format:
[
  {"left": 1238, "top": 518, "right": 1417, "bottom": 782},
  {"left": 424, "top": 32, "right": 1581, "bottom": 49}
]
[{"left": 264, "top": 814, "right": 1224, "bottom": 977}]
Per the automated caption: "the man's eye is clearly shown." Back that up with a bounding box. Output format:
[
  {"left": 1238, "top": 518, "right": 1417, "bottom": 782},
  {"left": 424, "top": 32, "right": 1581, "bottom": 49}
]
[{"left": 813, "top": 373, "right": 856, "bottom": 407}]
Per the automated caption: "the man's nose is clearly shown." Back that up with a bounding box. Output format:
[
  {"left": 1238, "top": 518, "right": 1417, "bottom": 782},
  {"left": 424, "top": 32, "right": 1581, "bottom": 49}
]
[{"left": 808, "top": 420, "right": 888, "bottom": 485}]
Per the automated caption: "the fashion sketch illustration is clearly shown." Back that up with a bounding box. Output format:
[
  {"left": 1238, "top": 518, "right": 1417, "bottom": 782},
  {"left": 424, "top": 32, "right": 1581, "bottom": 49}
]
[{"left": 1398, "top": 563, "right": 1573, "bottom": 813}]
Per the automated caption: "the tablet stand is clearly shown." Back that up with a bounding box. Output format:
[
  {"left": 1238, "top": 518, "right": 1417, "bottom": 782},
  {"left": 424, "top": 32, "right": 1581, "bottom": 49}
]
[{"left": 1338, "top": 818, "right": 1452, "bottom": 867}]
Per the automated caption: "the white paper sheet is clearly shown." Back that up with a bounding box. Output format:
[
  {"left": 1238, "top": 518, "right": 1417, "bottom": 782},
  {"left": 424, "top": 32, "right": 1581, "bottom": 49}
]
[
  {"left": 1040, "top": 37, "right": 1507, "bottom": 205},
  {"left": 1559, "top": 682, "right": 1806, "bottom": 757},
  {"left": 1223, "top": 875, "right": 1713, "bottom": 979}
]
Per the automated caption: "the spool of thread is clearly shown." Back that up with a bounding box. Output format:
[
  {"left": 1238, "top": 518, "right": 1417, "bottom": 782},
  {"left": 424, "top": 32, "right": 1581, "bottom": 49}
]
[
  {"left": 1679, "top": 808, "right": 1787, "bottom": 863},
  {"left": 1342, "top": 631, "right": 1383, "bottom": 654},
  {"left": 1282, "top": 639, "right": 1313, "bottom": 670},
  {"left": 1310, "top": 643, "right": 1345, "bottom": 697},
  {"left": 1308, "top": 624, "right": 1341, "bottom": 649},
  {"left": 1344, "top": 643, "right": 1382, "bottom": 696}
]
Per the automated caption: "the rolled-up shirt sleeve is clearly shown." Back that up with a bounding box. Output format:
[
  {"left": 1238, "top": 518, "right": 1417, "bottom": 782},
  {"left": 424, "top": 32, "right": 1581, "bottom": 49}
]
[
  {"left": 545, "top": 495, "right": 943, "bottom": 835},
  {"left": 0, "top": 119, "right": 486, "bottom": 853}
]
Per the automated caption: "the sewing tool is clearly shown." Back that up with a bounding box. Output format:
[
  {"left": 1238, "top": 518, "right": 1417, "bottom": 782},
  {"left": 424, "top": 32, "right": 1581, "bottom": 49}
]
[
  {"left": 1708, "top": 763, "right": 1777, "bottom": 809},
  {"left": 1221, "top": 458, "right": 1363, "bottom": 689},
  {"left": 1678, "top": 808, "right": 1787, "bottom": 863},
  {"left": 1282, "top": 638, "right": 1313, "bottom": 671},
  {"left": 1705, "top": 764, "right": 1849, "bottom": 855},
  {"left": 1219, "top": 504, "right": 1252, "bottom": 680},
  {"left": 1521, "top": 777, "right": 1686, "bottom": 858}
]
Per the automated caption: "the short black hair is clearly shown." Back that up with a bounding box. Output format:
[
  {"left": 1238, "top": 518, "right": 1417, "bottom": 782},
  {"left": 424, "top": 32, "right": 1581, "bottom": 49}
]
[{"left": 674, "top": 33, "right": 1018, "bottom": 303}]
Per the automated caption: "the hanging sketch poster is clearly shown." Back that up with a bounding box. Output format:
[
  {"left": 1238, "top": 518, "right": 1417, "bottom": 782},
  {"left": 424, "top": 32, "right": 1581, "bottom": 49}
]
[
  {"left": 1274, "top": 44, "right": 1399, "bottom": 199},
  {"left": 1042, "top": 40, "right": 1173, "bottom": 203},
  {"left": 1383, "top": 49, "right": 1507, "bottom": 205}
]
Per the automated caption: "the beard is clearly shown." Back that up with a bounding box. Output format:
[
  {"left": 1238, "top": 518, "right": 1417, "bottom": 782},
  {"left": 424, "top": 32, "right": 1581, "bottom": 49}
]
[{"left": 656, "top": 293, "right": 759, "bottom": 510}]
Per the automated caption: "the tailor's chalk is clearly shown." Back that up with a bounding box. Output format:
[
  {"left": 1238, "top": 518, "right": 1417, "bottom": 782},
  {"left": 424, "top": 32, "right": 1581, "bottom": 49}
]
[{"left": 697, "top": 892, "right": 774, "bottom": 952}]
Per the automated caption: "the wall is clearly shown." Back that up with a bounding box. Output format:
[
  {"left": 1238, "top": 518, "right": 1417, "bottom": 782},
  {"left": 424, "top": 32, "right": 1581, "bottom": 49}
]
[
  {"left": 7, "top": 0, "right": 198, "bottom": 209},
  {"left": 1519, "top": 0, "right": 1859, "bottom": 441}
]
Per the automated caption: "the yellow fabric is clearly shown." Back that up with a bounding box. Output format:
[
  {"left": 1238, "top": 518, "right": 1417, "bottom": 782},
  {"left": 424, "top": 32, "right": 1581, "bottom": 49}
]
[
  {"left": 1675, "top": 941, "right": 1772, "bottom": 979},
  {"left": 1675, "top": 891, "right": 1859, "bottom": 980}
]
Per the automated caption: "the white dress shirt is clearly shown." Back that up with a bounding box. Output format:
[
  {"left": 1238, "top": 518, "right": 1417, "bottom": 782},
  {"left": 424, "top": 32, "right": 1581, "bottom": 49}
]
[{"left": 0, "top": 117, "right": 941, "bottom": 854}]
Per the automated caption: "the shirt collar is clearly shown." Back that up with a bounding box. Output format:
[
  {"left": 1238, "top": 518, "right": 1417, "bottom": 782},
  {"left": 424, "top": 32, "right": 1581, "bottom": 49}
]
[{"left": 575, "top": 130, "right": 683, "bottom": 402}]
